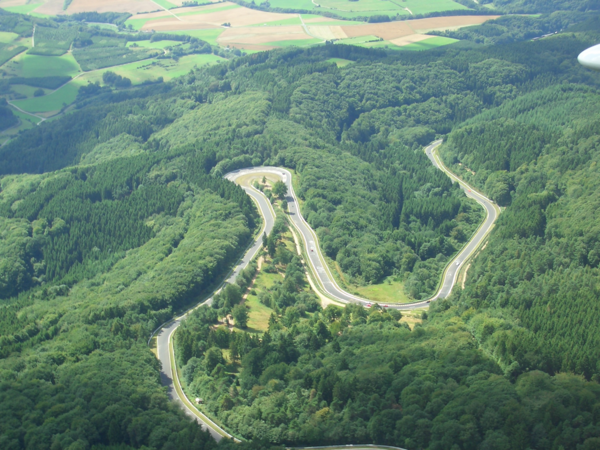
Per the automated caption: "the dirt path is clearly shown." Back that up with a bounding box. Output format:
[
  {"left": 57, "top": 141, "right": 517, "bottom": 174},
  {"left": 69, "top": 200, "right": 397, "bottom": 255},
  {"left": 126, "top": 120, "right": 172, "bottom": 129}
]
[{"left": 150, "top": 0, "right": 182, "bottom": 21}]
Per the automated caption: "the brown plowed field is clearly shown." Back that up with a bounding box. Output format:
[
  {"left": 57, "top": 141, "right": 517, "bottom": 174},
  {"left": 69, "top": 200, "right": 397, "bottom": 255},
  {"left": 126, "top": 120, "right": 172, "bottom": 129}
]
[
  {"left": 67, "top": 0, "right": 158, "bottom": 14},
  {"left": 307, "top": 25, "right": 347, "bottom": 40},
  {"left": 32, "top": 0, "right": 64, "bottom": 15},
  {"left": 342, "top": 15, "right": 499, "bottom": 40},
  {"left": 217, "top": 25, "right": 310, "bottom": 45},
  {"left": 0, "top": 0, "right": 27, "bottom": 7},
  {"left": 141, "top": 6, "right": 293, "bottom": 31},
  {"left": 390, "top": 34, "right": 433, "bottom": 47}
]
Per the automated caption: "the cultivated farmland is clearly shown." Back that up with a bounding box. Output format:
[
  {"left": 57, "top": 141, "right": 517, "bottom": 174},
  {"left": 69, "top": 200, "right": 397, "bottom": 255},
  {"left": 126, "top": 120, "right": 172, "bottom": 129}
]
[{"left": 28, "top": 24, "right": 78, "bottom": 56}]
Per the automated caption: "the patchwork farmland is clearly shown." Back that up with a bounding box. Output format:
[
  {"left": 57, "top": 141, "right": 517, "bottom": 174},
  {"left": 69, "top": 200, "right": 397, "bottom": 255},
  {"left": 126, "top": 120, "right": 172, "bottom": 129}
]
[{"left": 0, "top": 0, "right": 498, "bottom": 139}]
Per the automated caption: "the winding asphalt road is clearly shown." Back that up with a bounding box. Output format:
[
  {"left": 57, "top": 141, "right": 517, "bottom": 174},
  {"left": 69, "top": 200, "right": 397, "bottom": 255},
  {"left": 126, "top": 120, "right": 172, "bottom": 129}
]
[
  {"left": 153, "top": 140, "right": 499, "bottom": 439},
  {"left": 154, "top": 185, "right": 276, "bottom": 441}
]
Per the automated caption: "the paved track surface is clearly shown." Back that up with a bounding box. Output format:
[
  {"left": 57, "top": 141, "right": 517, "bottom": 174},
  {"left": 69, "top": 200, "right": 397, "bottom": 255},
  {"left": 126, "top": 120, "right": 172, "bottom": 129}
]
[
  {"left": 154, "top": 185, "right": 275, "bottom": 441},
  {"left": 153, "top": 140, "right": 499, "bottom": 439}
]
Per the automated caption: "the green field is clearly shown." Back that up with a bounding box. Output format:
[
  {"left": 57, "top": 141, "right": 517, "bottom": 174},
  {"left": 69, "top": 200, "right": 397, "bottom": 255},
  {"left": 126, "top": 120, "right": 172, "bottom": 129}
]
[
  {"left": 0, "top": 44, "right": 27, "bottom": 66},
  {"left": 263, "top": 0, "right": 469, "bottom": 17},
  {"left": 0, "top": 31, "right": 18, "bottom": 43},
  {"left": 405, "top": 0, "right": 469, "bottom": 15},
  {"left": 78, "top": 53, "right": 224, "bottom": 83},
  {"left": 244, "top": 295, "right": 272, "bottom": 333},
  {"left": 152, "top": 0, "right": 179, "bottom": 9},
  {"left": 12, "top": 81, "right": 80, "bottom": 114},
  {"left": 261, "top": 38, "right": 322, "bottom": 47},
  {"left": 400, "top": 36, "right": 459, "bottom": 51},
  {"left": 250, "top": 17, "right": 302, "bottom": 27},
  {"left": 10, "top": 84, "right": 49, "bottom": 98},
  {"left": 177, "top": 4, "right": 240, "bottom": 16},
  {"left": 327, "top": 57, "right": 353, "bottom": 67},
  {"left": 334, "top": 35, "right": 381, "bottom": 46},
  {"left": 8, "top": 52, "right": 223, "bottom": 115},
  {"left": 171, "top": 29, "right": 224, "bottom": 46},
  {"left": 4, "top": 53, "right": 81, "bottom": 78},
  {"left": 355, "top": 278, "right": 412, "bottom": 304},
  {"left": 268, "top": 0, "right": 315, "bottom": 9},
  {"left": 2, "top": 2, "right": 42, "bottom": 14},
  {"left": 8, "top": 106, "right": 40, "bottom": 126}
]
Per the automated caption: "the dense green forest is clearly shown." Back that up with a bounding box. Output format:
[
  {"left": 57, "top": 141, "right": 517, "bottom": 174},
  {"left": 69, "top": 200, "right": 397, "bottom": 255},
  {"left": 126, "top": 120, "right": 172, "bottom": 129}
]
[
  {"left": 439, "top": 78, "right": 600, "bottom": 381},
  {"left": 1, "top": 5, "right": 600, "bottom": 450}
]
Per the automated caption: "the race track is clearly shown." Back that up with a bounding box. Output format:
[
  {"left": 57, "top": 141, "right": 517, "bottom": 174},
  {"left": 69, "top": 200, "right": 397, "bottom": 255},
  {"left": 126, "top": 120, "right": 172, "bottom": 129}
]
[{"left": 153, "top": 140, "right": 499, "bottom": 439}]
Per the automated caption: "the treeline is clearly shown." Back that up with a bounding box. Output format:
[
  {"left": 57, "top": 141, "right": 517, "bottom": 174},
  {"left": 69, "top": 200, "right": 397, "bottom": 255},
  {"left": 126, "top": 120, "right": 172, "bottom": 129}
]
[
  {"left": 485, "top": 0, "right": 600, "bottom": 13},
  {"left": 434, "top": 11, "right": 594, "bottom": 45},
  {"left": 229, "top": 0, "right": 496, "bottom": 22},
  {"left": 0, "top": 98, "right": 17, "bottom": 132}
]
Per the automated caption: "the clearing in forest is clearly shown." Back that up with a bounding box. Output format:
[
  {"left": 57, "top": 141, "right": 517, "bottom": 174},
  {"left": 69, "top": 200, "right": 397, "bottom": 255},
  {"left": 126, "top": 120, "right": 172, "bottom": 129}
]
[{"left": 400, "top": 35, "right": 459, "bottom": 50}]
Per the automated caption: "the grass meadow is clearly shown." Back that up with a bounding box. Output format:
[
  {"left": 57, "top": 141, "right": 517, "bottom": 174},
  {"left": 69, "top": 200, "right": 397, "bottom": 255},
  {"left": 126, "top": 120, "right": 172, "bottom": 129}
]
[
  {"left": 355, "top": 278, "right": 412, "bottom": 304},
  {"left": 400, "top": 36, "right": 459, "bottom": 50}
]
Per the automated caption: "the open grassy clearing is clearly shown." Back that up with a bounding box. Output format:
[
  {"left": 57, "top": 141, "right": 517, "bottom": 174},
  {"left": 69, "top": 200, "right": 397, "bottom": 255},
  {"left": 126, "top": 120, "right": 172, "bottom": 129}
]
[
  {"left": 79, "top": 53, "right": 224, "bottom": 84},
  {"left": 0, "top": 31, "right": 19, "bottom": 43},
  {"left": 12, "top": 80, "right": 80, "bottom": 113},
  {"left": 245, "top": 295, "right": 272, "bottom": 333},
  {"left": 171, "top": 28, "right": 224, "bottom": 45},
  {"left": 3, "top": 53, "right": 81, "bottom": 78},
  {"left": 399, "top": 309, "right": 425, "bottom": 330},
  {"left": 10, "top": 84, "right": 50, "bottom": 98},
  {"left": 354, "top": 277, "right": 412, "bottom": 304},
  {"left": 0, "top": 43, "right": 27, "bottom": 66},
  {"left": 327, "top": 57, "right": 353, "bottom": 67},
  {"left": 400, "top": 35, "right": 458, "bottom": 50}
]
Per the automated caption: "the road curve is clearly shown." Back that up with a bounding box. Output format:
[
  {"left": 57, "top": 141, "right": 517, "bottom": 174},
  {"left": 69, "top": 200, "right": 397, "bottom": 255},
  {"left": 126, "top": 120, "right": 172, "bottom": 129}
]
[
  {"left": 227, "top": 140, "right": 498, "bottom": 311},
  {"left": 154, "top": 185, "right": 276, "bottom": 441},
  {"left": 153, "top": 140, "right": 498, "bottom": 439}
]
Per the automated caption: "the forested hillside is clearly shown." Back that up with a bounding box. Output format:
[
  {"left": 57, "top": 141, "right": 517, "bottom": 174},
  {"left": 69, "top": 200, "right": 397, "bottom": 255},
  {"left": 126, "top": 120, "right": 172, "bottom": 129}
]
[
  {"left": 440, "top": 76, "right": 600, "bottom": 381},
  {"left": 1, "top": 9, "right": 600, "bottom": 450}
]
